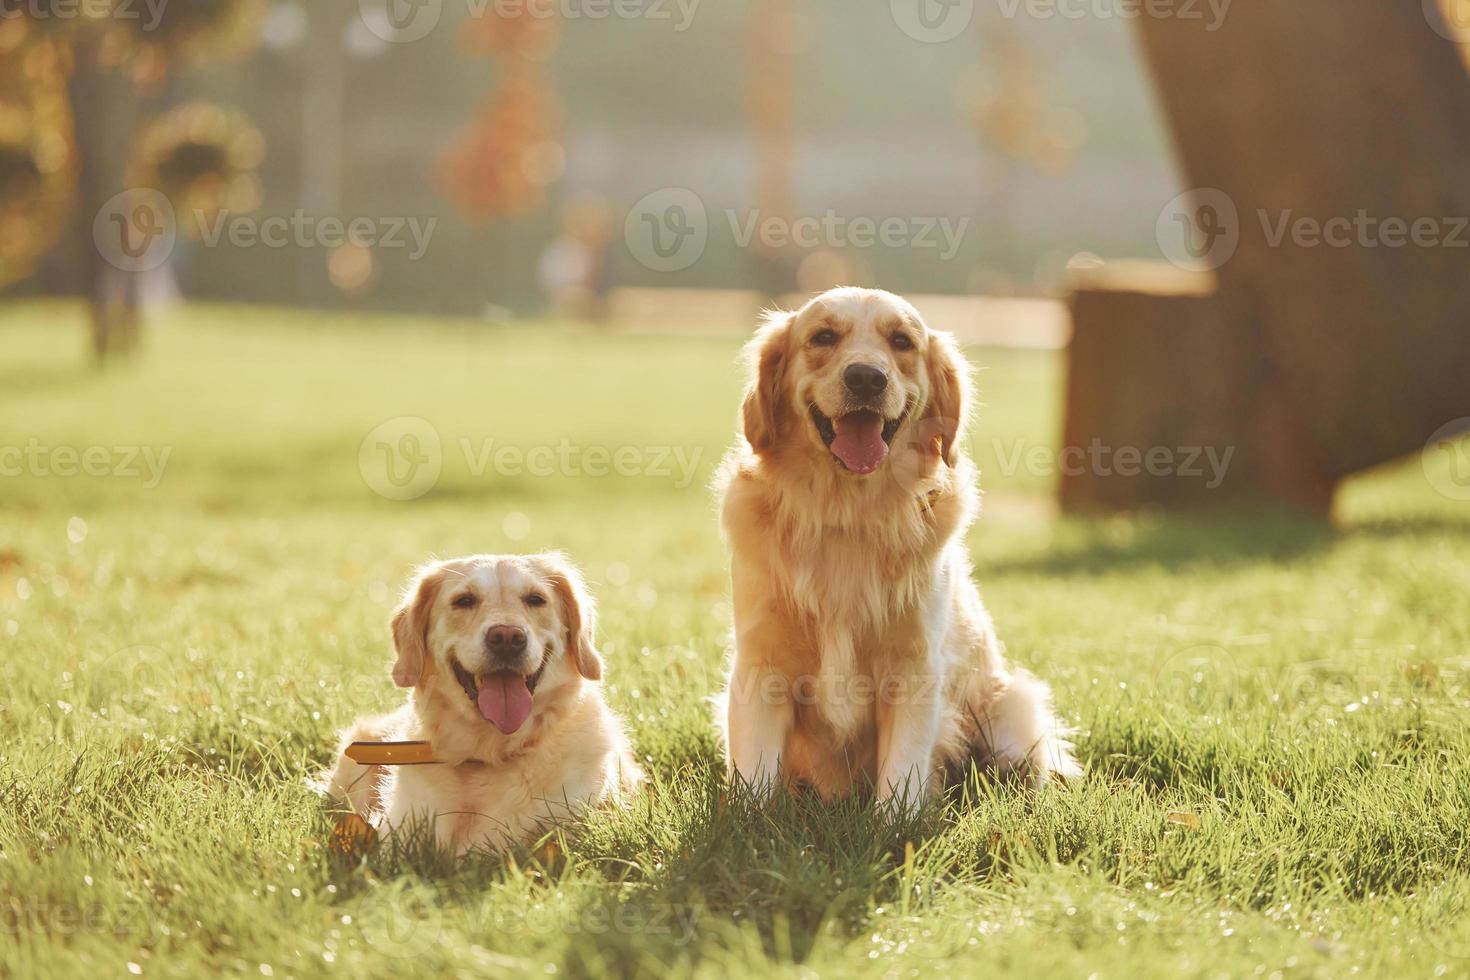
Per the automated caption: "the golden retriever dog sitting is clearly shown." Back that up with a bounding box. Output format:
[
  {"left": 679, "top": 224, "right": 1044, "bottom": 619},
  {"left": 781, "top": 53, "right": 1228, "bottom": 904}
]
[
  {"left": 716, "top": 287, "right": 1080, "bottom": 809},
  {"left": 318, "top": 553, "right": 642, "bottom": 854}
]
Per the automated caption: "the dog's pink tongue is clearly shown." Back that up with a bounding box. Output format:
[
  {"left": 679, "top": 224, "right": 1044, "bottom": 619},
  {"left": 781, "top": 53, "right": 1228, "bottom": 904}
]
[
  {"left": 476, "top": 672, "right": 533, "bottom": 734},
  {"left": 831, "top": 412, "right": 888, "bottom": 474}
]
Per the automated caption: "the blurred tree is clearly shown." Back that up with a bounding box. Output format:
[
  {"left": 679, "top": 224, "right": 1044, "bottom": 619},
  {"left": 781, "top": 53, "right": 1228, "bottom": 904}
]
[
  {"left": 1, "top": 0, "right": 264, "bottom": 361},
  {"left": 972, "top": 31, "right": 1083, "bottom": 176},
  {"left": 748, "top": 0, "right": 805, "bottom": 304},
  {"left": 963, "top": 24, "right": 1085, "bottom": 287},
  {"left": 439, "top": 0, "right": 565, "bottom": 220},
  {"left": 0, "top": 22, "right": 76, "bottom": 291},
  {"left": 128, "top": 103, "right": 265, "bottom": 238}
]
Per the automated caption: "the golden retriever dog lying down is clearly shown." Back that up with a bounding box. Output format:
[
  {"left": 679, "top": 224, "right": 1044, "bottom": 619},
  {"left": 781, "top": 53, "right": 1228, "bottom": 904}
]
[
  {"left": 318, "top": 553, "right": 642, "bottom": 854},
  {"left": 717, "top": 287, "right": 1080, "bottom": 808}
]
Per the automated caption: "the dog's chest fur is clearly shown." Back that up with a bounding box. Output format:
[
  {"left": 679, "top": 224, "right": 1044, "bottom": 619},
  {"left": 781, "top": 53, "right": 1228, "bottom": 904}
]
[
  {"left": 788, "top": 525, "right": 929, "bottom": 624},
  {"left": 385, "top": 759, "right": 546, "bottom": 851},
  {"left": 775, "top": 485, "right": 962, "bottom": 634},
  {"left": 776, "top": 496, "right": 964, "bottom": 740},
  {"left": 721, "top": 454, "right": 977, "bottom": 747}
]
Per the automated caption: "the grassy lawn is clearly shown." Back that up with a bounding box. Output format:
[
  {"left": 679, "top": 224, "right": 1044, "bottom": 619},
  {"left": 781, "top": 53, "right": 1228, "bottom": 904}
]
[{"left": 2, "top": 301, "right": 1469, "bottom": 978}]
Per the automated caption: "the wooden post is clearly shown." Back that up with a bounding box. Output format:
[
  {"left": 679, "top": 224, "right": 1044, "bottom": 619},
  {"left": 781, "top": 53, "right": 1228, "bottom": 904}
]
[{"left": 1062, "top": 1, "right": 1470, "bottom": 511}]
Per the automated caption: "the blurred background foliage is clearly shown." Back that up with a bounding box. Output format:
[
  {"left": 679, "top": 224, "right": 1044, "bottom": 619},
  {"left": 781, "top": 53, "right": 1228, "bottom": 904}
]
[{"left": 0, "top": 0, "right": 1177, "bottom": 317}]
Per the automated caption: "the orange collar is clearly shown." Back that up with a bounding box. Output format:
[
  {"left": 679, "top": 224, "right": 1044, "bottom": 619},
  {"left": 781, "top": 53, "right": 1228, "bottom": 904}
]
[{"left": 343, "top": 740, "right": 441, "bottom": 765}]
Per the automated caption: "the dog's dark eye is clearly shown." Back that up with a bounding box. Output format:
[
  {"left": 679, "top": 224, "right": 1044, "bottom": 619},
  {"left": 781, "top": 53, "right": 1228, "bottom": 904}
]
[
  {"left": 451, "top": 593, "right": 477, "bottom": 609},
  {"left": 524, "top": 593, "right": 547, "bottom": 608},
  {"left": 811, "top": 329, "right": 839, "bottom": 347},
  {"left": 890, "top": 333, "right": 915, "bottom": 352}
]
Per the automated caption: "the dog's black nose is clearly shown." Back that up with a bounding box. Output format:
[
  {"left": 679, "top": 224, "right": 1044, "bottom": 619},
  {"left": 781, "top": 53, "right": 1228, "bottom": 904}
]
[
  {"left": 484, "top": 624, "right": 527, "bottom": 654},
  {"left": 844, "top": 362, "right": 888, "bottom": 398}
]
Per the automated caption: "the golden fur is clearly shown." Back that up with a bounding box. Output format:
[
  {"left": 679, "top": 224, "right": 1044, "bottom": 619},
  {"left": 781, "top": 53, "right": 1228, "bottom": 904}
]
[
  {"left": 317, "top": 553, "right": 641, "bottom": 853},
  {"left": 716, "top": 287, "right": 1080, "bottom": 806}
]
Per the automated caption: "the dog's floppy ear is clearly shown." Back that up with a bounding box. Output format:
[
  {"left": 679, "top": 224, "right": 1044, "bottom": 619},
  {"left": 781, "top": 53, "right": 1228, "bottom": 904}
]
[
  {"left": 740, "top": 310, "right": 794, "bottom": 454},
  {"left": 390, "top": 562, "right": 448, "bottom": 688},
  {"left": 535, "top": 552, "right": 603, "bottom": 681},
  {"left": 922, "top": 328, "right": 972, "bottom": 467}
]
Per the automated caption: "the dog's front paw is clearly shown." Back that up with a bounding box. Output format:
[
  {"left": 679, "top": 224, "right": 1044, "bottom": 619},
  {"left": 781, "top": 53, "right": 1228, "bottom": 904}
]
[{"left": 875, "top": 767, "right": 934, "bottom": 816}]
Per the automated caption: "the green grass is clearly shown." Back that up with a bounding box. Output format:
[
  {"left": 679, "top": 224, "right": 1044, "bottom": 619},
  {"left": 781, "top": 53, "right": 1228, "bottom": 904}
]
[{"left": 2, "top": 300, "right": 1469, "bottom": 979}]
